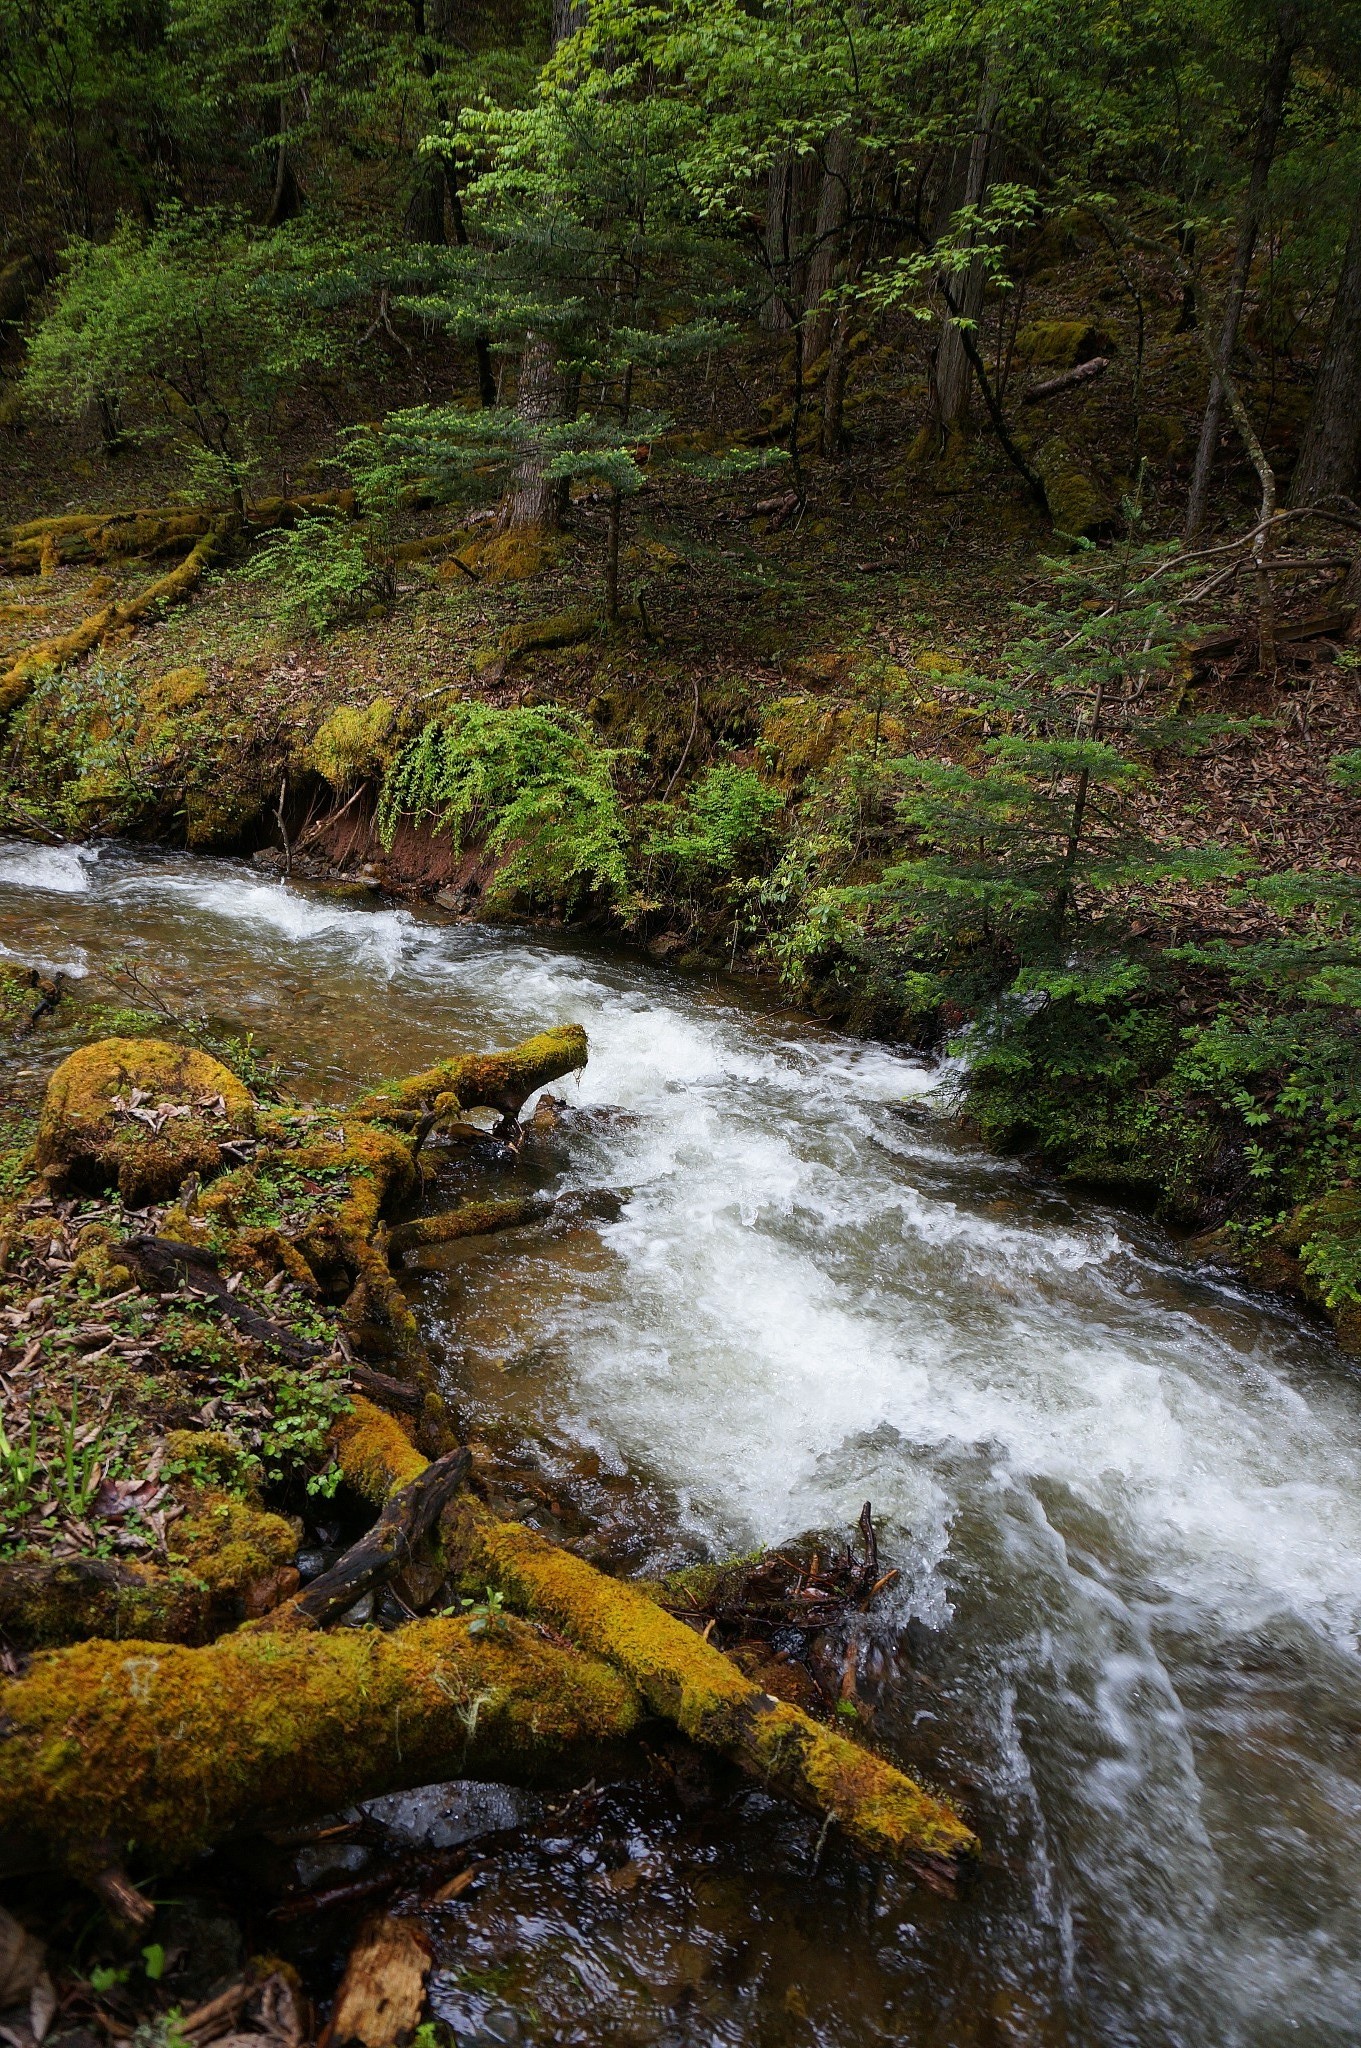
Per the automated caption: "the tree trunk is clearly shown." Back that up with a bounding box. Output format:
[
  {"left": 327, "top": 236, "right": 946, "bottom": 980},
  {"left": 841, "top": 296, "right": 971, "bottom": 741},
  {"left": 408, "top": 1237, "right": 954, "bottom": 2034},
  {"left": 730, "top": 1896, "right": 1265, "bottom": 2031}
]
[
  {"left": 1185, "top": 5, "right": 1301, "bottom": 537},
  {"left": 1290, "top": 188, "right": 1361, "bottom": 506},
  {"left": 605, "top": 486, "right": 622, "bottom": 621},
  {"left": 503, "top": 333, "right": 562, "bottom": 532},
  {"left": 760, "top": 157, "right": 795, "bottom": 332},
  {"left": 931, "top": 82, "right": 1000, "bottom": 445},
  {"left": 803, "top": 131, "right": 854, "bottom": 367}
]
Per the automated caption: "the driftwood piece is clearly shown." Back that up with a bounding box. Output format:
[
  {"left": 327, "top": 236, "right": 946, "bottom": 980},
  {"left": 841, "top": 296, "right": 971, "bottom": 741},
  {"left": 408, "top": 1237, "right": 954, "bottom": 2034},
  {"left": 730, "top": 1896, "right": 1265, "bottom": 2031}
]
[
  {"left": 1022, "top": 356, "right": 1110, "bottom": 402},
  {"left": 347, "top": 1363, "right": 423, "bottom": 1413},
  {"left": 261, "top": 1448, "right": 471, "bottom": 1632},
  {"left": 325, "top": 1916, "right": 431, "bottom": 2048},
  {"left": 0, "top": 1613, "right": 643, "bottom": 1867}
]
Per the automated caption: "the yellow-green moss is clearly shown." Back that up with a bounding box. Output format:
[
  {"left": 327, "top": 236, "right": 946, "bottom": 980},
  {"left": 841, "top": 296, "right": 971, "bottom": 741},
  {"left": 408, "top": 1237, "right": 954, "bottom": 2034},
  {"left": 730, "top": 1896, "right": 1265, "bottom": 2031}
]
[
  {"left": 168, "top": 1487, "right": 300, "bottom": 1604},
  {"left": 310, "top": 697, "right": 397, "bottom": 790},
  {"left": 461, "top": 528, "right": 561, "bottom": 582},
  {"left": 0, "top": 1614, "right": 642, "bottom": 1864},
  {"left": 340, "top": 1401, "right": 976, "bottom": 1881},
  {"left": 444, "top": 1501, "right": 977, "bottom": 1879},
  {"left": 332, "top": 1396, "right": 429, "bottom": 1503},
  {"left": 499, "top": 609, "right": 598, "bottom": 661},
  {"left": 35, "top": 1037, "right": 255, "bottom": 1203},
  {"left": 350, "top": 1027, "right": 589, "bottom": 1128},
  {"left": 1014, "top": 319, "right": 1113, "bottom": 367}
]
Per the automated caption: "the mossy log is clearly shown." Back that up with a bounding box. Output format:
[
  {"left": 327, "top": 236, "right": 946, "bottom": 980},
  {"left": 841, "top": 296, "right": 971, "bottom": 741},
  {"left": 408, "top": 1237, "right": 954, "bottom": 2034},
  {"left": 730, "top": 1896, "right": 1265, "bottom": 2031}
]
[
  {"left": 330, "top": 1400, "right": 979, "bottom": 1890},
  {"left": 0, "top": 1557, "right": 212, "bottom": 1650},
  {"left": 350, "top": 1026, "right": 588, "bottom": 1133},
  {"left": 387, "top": 1194, "right": 553, "bottom": 1262},
  {"left": 0, "top": 1614, "right": 643, "bottom": 1869},
  {"left": 0, "top": 517, "right": 233, "bottom": 717},
  {"left": 0, "top": 492, "right": 357, "bottom": 574}
]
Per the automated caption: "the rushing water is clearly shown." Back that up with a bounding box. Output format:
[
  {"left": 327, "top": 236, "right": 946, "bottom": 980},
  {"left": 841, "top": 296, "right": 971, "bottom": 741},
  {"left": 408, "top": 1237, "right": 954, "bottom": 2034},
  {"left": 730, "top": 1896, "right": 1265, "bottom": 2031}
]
[{"left": 5, "top": 839, "right": 1361, "bottom": 2048}]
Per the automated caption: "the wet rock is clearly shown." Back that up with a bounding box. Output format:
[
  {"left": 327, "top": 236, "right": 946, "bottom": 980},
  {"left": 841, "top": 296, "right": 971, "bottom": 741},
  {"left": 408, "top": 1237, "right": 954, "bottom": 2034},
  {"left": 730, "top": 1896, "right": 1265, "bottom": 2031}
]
[{"left": 355, "top": 1781, "right": 539, "bottom": 1853}]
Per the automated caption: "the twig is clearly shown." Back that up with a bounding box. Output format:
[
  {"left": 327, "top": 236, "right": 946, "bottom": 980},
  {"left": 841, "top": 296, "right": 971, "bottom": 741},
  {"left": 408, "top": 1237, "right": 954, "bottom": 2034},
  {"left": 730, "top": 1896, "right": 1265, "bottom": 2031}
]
[{"left": 661, "top": 674, "right": 702, "bottom": 803}]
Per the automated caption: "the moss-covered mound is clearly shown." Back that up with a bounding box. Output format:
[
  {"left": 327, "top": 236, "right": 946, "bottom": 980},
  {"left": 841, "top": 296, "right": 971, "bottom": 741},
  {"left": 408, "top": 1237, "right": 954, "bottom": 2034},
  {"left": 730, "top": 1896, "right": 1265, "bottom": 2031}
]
[{"left": 35, "top": 1037, "right": 256, "bottom": 1205}]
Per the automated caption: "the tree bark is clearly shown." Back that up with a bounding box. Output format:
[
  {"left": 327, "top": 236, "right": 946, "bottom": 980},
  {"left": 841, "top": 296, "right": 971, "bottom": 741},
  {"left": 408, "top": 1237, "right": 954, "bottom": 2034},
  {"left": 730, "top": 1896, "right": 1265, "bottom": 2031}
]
[
  {"left": 1185, "top": 5, "right": 1302, "bottom": 536},
  {"left": 931, "top": 82, "right": 1000, "bottom": 444},
  {"left": 803, "top": 132, "right": 854, "bottom": 367},
  {"left": 1290, "top": 187, "right": 1361, "bottom": 506}
]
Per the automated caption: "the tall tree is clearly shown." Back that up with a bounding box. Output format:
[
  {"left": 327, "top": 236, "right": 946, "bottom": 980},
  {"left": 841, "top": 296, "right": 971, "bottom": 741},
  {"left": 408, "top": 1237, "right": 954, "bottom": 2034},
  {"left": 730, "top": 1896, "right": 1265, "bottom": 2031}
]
[{"left": 1185, "top": 2, "right": 1304, "bottom": 537}]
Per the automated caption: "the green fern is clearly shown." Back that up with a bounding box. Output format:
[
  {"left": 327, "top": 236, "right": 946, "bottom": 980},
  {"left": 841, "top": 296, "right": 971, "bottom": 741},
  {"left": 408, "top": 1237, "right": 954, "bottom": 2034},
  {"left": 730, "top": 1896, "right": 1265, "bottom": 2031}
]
[{"left": 377, "top": 703, "right": 631, "bottom": 907}]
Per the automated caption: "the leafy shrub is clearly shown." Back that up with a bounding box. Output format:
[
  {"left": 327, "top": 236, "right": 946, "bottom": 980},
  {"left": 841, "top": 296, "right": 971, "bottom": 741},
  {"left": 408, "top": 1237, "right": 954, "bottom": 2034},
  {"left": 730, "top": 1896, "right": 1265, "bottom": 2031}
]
[
  {"left": 242, "top": 513, "right": 390, "bottom": 634},
  {"left": 376, "top": 703, "right": 631, "bottom": 907},
  {"left": 647, "top": 764, "right": 784, "bottom": 880}
]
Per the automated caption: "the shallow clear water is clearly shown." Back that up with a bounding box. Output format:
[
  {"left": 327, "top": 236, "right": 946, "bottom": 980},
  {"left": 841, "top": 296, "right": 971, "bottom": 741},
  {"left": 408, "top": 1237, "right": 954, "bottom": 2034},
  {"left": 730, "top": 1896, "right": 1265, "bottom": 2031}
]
[{"left": 6, "top": 839, "right": 1361, "bottom": 2048}]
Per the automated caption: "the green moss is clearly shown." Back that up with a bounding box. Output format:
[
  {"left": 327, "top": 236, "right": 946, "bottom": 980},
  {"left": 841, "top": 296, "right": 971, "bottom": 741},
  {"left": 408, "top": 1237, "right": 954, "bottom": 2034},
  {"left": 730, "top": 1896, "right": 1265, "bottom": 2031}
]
[
  {"left": 167, "top": 1486, "right": 300, "bottom": 1609},
  {"left": 35, "top": 1037, "right": 255, "bottom": 1203}
]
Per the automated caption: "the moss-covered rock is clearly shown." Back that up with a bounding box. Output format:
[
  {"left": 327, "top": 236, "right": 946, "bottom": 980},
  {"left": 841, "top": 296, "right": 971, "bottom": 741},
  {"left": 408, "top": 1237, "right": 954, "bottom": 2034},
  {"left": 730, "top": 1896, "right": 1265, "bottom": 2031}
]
[
  {"left": 34, "top": 1037, "right": 255, "bottom": 1204},
  {"left": 1015, "top": 319, "right": 1113, "bottom": 368},
  {"left": 168, "top": 1486, "right": 301, "bottom": 1614}
]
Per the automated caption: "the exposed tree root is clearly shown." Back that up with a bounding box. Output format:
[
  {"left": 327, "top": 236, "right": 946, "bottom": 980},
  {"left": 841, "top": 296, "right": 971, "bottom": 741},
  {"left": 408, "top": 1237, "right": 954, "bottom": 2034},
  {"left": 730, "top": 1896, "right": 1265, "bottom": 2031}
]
[{"left": 0, "top": 1613, "right": 644, "bottom": 1869}]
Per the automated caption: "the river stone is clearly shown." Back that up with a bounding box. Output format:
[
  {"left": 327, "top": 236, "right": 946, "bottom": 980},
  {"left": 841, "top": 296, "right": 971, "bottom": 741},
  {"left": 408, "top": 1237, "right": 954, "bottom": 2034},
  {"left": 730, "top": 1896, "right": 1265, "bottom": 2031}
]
[{"left": 34, "top": 1036, "right": 255, "bottom": 1205}]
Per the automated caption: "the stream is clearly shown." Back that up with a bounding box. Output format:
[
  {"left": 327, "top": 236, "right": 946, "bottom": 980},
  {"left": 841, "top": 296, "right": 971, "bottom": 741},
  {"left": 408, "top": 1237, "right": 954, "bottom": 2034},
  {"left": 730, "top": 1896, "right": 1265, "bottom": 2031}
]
[{"left": 5, "top": 838, "right": 1361, "bottom": 2048}]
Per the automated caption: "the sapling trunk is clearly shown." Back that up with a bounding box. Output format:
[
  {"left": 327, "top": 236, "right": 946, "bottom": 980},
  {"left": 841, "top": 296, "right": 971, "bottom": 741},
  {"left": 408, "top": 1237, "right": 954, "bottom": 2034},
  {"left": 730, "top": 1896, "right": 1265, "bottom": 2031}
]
[
  {"left": 606, "top": 486, "right": 622, "bottom": 622},
  {"left": 1185, "top": 7, "right": 1300, "bottom": 538}
]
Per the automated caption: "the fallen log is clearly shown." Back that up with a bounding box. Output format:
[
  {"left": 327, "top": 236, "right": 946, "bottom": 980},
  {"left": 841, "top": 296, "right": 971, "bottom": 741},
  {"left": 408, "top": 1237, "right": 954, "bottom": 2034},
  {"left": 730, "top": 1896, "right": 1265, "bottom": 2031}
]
[
  {"left": 260, "top": 1447, "right": 471, "bottom": 1633},
  {"left": 0, "top": 516, "right": 234, "bottom": 717},
  {"left": 0, "top": 492, "right": 357, "bottom": 573},
  {"left": 330, "top": 1399, "right": 979, "bottom": 1890},
  {"left": 387, "top": 1194, "right": 553, "bottom": 1262},
  {"left": 0, "top": 1613, "right": 643, "bottom": 1868},
  {"left": 125, "top": 1233, "right": 330, "bottom": 1363},
  {"left": 1022, "top": 356, "right": 1110, "bottom": 402},
  {"left": 350, "top": 1026, "right": 588, "bottom": 1134}
]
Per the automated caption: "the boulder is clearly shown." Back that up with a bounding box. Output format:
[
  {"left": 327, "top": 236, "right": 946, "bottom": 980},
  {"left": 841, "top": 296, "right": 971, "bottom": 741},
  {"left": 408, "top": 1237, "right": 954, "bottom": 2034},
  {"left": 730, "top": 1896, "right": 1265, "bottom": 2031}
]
[{"left": 34, "top": 1037, "right": 255, "bottom": 1205}]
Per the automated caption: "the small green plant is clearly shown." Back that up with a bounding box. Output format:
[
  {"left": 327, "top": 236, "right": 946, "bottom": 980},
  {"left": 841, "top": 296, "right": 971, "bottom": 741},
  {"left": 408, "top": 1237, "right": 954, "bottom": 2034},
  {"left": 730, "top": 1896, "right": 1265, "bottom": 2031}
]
[
  {"left": 377, "top": 704, "right": 631, "bottom": 908},
  {"left": 52, "top": 1388, "right": 106, "bottom": 1517},
  {"left": 242, "top": 513, "right": 393, "bottom": 635},
  {"left": 0, "top": 1408, "right": 42, "bottom": 1518},
  {"left": 647, "top": 764, "right": 784, "bottom": 882},
  {"left": 440, "top": 1586, "right": 507, "bottom": 1634}
]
